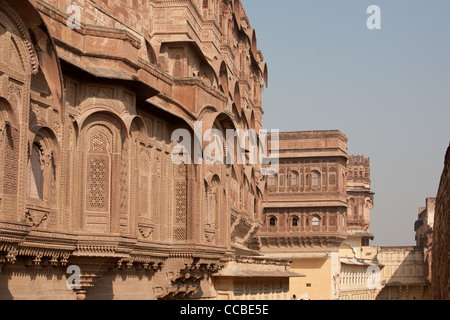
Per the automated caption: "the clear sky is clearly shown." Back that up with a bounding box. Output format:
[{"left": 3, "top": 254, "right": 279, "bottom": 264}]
[{"left": 243, "top": 0, "right": 450, "bottom": 246}]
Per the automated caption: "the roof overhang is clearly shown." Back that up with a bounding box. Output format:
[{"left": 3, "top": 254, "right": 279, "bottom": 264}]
[
  {"left": 263, "top": 252, "right": 331, "bottom": 260},
  {"left": 59, "top": 57, "right": 160, "bottom": 101},
  {"left": 346, "top": 231, "right": 375, "bottom": 241},
  {"left": 214, "top": 269, "right": 305, "bottom": 278},
  {"left": 340, "top": 258, "right": 384, "bottom": 267}
]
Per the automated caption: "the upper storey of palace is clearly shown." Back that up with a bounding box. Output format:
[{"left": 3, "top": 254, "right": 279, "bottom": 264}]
[
  {"left": 32, "top": 0, "right": 267, "bottom": 129},
  {"left": 347, "top": 155, "right": 371, "bottom": 192},
  {"left": 265, "top": 131, "right": 350, "bottom": 208},
  {"left": 275, "top": 131, "right": 349, "bottom": 160}
]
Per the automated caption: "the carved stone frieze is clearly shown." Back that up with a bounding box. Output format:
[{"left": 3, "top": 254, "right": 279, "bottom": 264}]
[
  {"left": 0, "top": 0, "right": 278, "bottom": 300},
  {"left": 156, "top": 255, "right": 225, "bottom": 300}
]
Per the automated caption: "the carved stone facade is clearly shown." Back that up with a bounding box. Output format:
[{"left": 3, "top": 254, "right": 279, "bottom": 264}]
[
  {"left": 0, "top": 0, "right": 294, "bottom": 300},
  {"left": 255, "top": 131, "right": 381, "bottom": 300},
  {"left": 347, "top": 155, "right": 374, "bottom": 243}
]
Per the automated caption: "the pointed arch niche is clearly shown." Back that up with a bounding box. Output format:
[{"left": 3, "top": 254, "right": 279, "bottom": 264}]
[
  {"left": 204, "top": 174, "right": 222, "bottom": 244},
  {"left": 79, "top": 112, "right": 125, "bottom": 234},
  {"left": 26, "top": 127, "right": 59, "bottom": 228}
]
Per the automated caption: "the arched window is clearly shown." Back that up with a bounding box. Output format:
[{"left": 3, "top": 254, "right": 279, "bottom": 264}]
[
  {"left": 348, "top": 198, "right": 355, "bottom": 218},
  {"left": 312, "top": 171, "right": 320, "bottom": 187},
  {"left": 86, "top": 131, "right": 110, "bottom": 212},
  {"left": 205, "top": 177, "right": 220, "bottom": 228},
  {"left": 329, "top": 167, "right": 337, "bottom": 185},
  {"left": 269, "top": 216, "right": 277, "bottom": 227},
  {"left": 292, "top": 217, "right": 299, "bottom": 227},
  {"left": 82, "top": 117, "right": 122, "bottom": 235},
  {"left": 279, "top": 174, "right": 285, "bottom": 187},
  {"left": 139, "top": 152, "right": 151, "bottom": 220},
  {"left": 312, "top": 215, "right": 320, "bottom": 226},
  {"left": 28, "top": 131, "right": 58, "bottom": 209},
  {"left": 204, "top": 181, "right": 210, "bottom": 222},
  {"left": 268, "top": 174, "right": 276, "bottom": 186},
  {"left": 29, "top": 143, "right": 44, "bottom": 200},
  {"left": 291, "top": 171, "right": 298, "bottom": 186}
]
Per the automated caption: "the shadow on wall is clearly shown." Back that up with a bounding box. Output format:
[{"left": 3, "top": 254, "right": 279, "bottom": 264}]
[
  {"left": 376, "top": 248, "right": 430, "bottom": 300},
  {"left": 0, "top": 262, "right": 71, "bottom": 300},
  {"left": 85, "top": 268, "right": 159, "bottom": 300},
  {"left": 85, "top": 271, "right": 115, "bottom": 300},
  {"left": 0, "top": 270, "right": 13, "bottom": 300}
]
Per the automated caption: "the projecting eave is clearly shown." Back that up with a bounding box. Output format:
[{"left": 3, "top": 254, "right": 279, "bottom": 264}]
[
  {"left": 276, "top": 150, "right": 349, "bottom": 160},
  {"left": 264, "top": 201, "right": 348, "bottom": 209},
  {"left": 59, "top": 57, "right": 160, "bottom": 101},
  {"left": 346, "top": 231, "right": 375, "bottom": 240},
  {"left": 214, "top": 269, "right": 305, "bottom": 279},
  {"left": 278, "top": 130, "right": 348, "bottom": 142},
  {"left": 340, "top": 258, "right": 384, "bottom": 268},
  {"left": 263, "top": 252, "right": 331, "bottom": 260}
]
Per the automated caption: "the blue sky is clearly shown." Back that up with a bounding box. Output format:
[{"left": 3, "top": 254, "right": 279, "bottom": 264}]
[{"left": 243, "top": 0, "right": 450, "bottom": 246}]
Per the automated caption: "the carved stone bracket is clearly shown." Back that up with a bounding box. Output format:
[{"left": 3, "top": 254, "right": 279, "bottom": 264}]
[
  {"left": 25, "top": 209, "right": 49, "bottom": 227},
  {"left": 138, "top": 223, "right": 155, "bottom": 239},
  {"left": 49, "top": 256, "right": 60, "bottom": 267},
  {"left": 60, "top": 252, "right": 70, "bottom": 266},
  {"left": 121, "top": 254, "right": 166, "bottom": 274},
  {"left": 243, "top": 222, "right": 262, "bottom": 245},
  {"left": 33, "top": 252, "right": 43, "bottom": 266},
  {"left": 6, "top": 247, "right": 18, "bottom": 264},
  {"left": 0, "top": 247, "right": 18, "bottom": 270},
  {"left": 205, "top": 230, "right": 216, "bottom": 243},
  {"left": 160, "top": 256, "right": 225, "bottom": 300},
  {"left": 232, "top": 215, "right": 254, "bottom": 242}
]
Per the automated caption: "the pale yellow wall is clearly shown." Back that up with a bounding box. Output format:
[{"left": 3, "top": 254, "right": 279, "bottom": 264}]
[
  {"left": 339, "top": 245, "right": 356, "bottom": 259},
  {"left": 290, "top": 258, "right": 331, "bottom": 300},
  {"left": 213, "top": 277, "right": 234, "bottom": 300},
  {"left": 377, "top": 285, "right": 430, "bottom": 300},
  {"left": 212, "top": 277, "right": 291, "bottom": 300},
  {"left": 375, "top": 247, "right": 430, "bottom": 300},
  {"left": 340, "top": 237, "right": 362, "bottom": 259}
]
